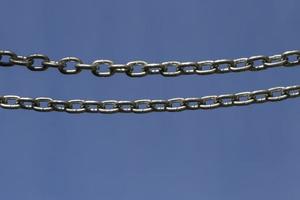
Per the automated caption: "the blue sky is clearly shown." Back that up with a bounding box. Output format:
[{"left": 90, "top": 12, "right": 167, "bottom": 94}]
[{"left": 0, "top": 0, "right": 300, "bottom": 199}]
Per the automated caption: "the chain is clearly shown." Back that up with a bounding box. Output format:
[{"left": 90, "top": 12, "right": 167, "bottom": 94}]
[
  {"left": 1, "top": 49, "right": 300, "bottom": 114},
  {"left": 0, "top": 50, "right": 300, "bottom": 77},
  {"left": 0, "top": 85, "right": 299, "bottom": 114}
]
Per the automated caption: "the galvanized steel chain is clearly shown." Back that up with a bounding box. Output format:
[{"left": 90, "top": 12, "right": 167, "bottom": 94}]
[
  {"left": 1, "top": 49, "right": 300, "bottom": 114},
  {"left": 0, "top": 49, "right": 300, "bottom": 77},
  {"left": 0, "top": 85, "right": 299, "bottom": 113}
]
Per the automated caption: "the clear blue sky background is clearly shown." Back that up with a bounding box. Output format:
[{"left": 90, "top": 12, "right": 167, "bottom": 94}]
[{"left": 0, "top": 0, "right": 300, "bottom": 199}]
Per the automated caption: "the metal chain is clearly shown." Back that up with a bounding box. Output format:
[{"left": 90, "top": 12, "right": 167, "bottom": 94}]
[
  {"left": 1, "top": 49, "right": 300, "bottom": 114},
  {"left": 0, "top": 85, "right": 299, "bottom": 114},
  {"left": 0, "top": 50, "right": 300, "bottom": 77}
]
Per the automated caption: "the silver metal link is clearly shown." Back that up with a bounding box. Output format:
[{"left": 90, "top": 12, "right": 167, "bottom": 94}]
[
  {"left": 179, "top": 62, "right": 197, "bottom": 74},
  {"left": 111, "top": 64, "right": 128, "bottom": 73},
  {"left": 251, "top": 90, "right": 269, "bottom": 103},
  {"left": 10, "top": 56, "right": 31, "bottom": 66},
  {"left": 282, "top": 50, "right": 300, "bottom": 66},
  {"left": 18, "top": 97, "right": 34, "bottom": 109},
  {"left": 166, "top": 98, "right": 186, "bottom": 112},
  {"left": 50, "top": 100, "right": 66, "bottom": 112},
  {"left": 117, "top": 101, "right": 134, "bottom": 113},
  {"left": 264, "top": 54, "right": 286, "bottom": 68},
  {"left": 161, "top": 61, "right": 181, "bottom": 77},
  {"left": 214, "top": 59, "right": 234, "bottom": 73},
  {"left": 75, "top": 63, "right": 95, "bottom": 71},
  {"left": 0, "top": 50, "right": 17, "bottom": 66},
  {"left": 26, "top": 54, "right": 50, "bottom": 71},
  {"left": 132, "top": 99, "right": 152, "bottom": 113},
  {"left": 91, "top": 60, "right": 114, "bottom": 77},
  {"left": 247, "top": 55, "right": 269, "bottom": 71},
  {"left": 1, "top": 49, "right": 299, "bottom": 77},
  {"left": 65, "top": 100, "right": 85, "bottom": 113},
  {"left": 33, "top": 97, "right": 53, "bottom": 112},
  {"left": 144, "top": 63, "right": 163, "bottom": 74},
  {"left": 184, "top": 98, "right": 200, "bottom": 109},
  {"left": 0, "top": 95, "right": 21, "bottom": 109},
  {"left": 199, "top": 95, "right": 220, "bottom": 109},
  {"left": 42, "top": 60, "right": 60, "bottom": 68},
  {"left": 284, "top": 85, "right": 300, "bottom": 97},
  {"left": 0, "top": 85, "right": 299, "bottom": 113},
  {"left": 83, "top": 100, "right": 100, "bottom": 113},
  {"left": 234, "top": 92, "right": 255, "bottom": 105},
  {"left": 231, "top": 58, "right": 251, "bottom": 72},
  {"left": 195, "top": 60, "right": 216, "bottom": 75},
  {"left": 217, "top": 94, "right": 235, "bottom": 107},
  {"left": 98, "top": 100, "right": 119, "bottom": 113},
  {"left": 126, "top": 61, "right": 147, "bottom": 77},
  {"left": 149, "top": 100, "right": 167, "bottom": 111},
  {"left": 267, "top": 87, "right": 288, "bottom": 101},
  {"left": 58, "top": 57, "right": 83, "bottom": 74}
]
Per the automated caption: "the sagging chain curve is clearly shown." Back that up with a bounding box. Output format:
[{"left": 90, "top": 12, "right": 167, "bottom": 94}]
[
  {"left": 0, "top": 85, "right": 299, "bottom": 114},
  {"left": 0, "top": 50, "right": 300, "bottom": 77}
]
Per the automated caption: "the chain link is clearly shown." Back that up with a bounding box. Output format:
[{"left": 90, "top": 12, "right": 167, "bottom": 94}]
[
  {"left": 1, "top": 50, "right": 300, "bottom": 77},
  {"left": 0, "top": 85, "right": 299, "bottom": 114}
]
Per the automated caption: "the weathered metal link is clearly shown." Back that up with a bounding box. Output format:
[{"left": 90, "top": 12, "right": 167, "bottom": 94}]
[
  {"left": 1, "top": 49, "right": 300, "bottom": 77},
  {"left": 0, "top": 85, "right": 299, "bottom": 113}
]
